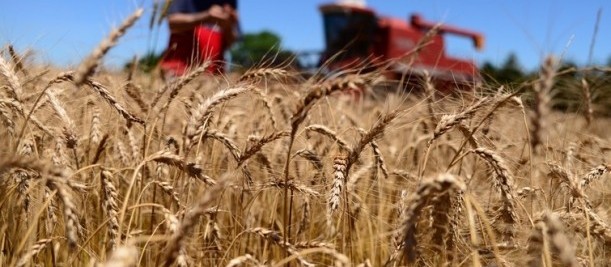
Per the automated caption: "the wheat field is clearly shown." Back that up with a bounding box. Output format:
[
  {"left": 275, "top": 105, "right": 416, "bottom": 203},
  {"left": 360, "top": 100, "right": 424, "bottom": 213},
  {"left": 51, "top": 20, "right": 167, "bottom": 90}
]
[{"left": 1, "top": 9, "right": 611, "bottom": 267}]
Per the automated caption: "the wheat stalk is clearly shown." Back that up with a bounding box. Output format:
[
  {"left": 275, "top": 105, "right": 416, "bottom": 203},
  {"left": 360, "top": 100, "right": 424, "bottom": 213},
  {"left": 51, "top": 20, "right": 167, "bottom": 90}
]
[
  {"left": 580, "top": 78, "right": 594, "bottom": 125},
  {"left": 0, "top": 95, "right": 53, "bottom": 136},
  {"left": 280, "top": 75, "right": 376, "bottom": 242},
  {"left": 547, "top": 163, "right": 589, "bottom": 206},
  {"left": 0, "top": 102, "right": 16, "bottom": 135},
  {"left": 126, "top": 127, "right": 140, "bottom": 161},
  {"left": 297, "top": 197, "right": 311, "bottom": 235}
]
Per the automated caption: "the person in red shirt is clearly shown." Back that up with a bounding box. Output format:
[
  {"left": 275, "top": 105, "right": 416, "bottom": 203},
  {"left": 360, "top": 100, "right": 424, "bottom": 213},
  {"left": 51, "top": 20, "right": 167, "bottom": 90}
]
[{"left": 160, "top": 0, "right": 239, "bottom": 77}]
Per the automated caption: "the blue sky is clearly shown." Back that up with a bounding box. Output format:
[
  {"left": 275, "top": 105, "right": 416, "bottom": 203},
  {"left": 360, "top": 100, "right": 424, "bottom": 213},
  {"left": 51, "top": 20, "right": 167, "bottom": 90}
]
[{"left": 1, "top": 0, "right": 609, "bottom": 71}]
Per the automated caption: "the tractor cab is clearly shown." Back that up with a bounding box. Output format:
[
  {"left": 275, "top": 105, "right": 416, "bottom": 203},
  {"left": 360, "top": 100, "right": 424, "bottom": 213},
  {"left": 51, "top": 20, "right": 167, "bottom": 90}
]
[{"left": 319, "top": 3, "right": 379, "bottom": 71}]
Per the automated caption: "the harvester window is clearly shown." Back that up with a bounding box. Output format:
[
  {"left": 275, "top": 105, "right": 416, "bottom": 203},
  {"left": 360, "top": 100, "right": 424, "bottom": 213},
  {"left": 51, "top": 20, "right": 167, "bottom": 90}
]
[{"left": 323, "top": 12, "right": 375, "bottom": 58}]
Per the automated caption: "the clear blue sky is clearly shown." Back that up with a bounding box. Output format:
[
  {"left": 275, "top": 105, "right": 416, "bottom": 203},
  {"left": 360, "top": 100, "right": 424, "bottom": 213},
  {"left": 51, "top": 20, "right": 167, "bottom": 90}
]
[{"left": 1, "top": 0, "right": 609, "bottom": 71}]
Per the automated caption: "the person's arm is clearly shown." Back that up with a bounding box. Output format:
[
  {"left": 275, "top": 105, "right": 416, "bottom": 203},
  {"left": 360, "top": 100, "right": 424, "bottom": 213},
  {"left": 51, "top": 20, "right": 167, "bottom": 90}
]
[
  {"left": 221, "top": 5, "right": 240, "bottom": 48},
  {"left": 167, "top": 5, "right": 229, "bottom": 33}
]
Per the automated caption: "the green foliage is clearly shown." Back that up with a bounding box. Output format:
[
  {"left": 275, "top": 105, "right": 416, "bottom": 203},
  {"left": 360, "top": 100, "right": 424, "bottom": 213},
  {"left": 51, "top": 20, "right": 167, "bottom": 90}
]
[
  {"left": 230, "top": 30, "right": 298, "bottom": 70},
  {"left": 124, "top": 52, "right": 162, "bottom": 73},
  {"left": 480, "top": 53, "right": 526, "bottom": 85}
]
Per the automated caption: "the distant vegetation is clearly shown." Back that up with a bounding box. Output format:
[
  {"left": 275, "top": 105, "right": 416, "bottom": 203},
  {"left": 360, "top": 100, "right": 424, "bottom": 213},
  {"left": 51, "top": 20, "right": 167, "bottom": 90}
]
[{"left": 481, "top": 53, "right": 611, "bottom": 115}]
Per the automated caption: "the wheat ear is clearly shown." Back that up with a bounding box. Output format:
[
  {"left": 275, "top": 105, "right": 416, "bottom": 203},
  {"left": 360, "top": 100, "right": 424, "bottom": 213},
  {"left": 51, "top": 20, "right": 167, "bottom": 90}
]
[
  {"left": 239, "top": 67, "right": 289, "bottom": 82},
  {"left": 150, "top": 151, "right": 216, "bottom": 185},
  {"left": 238, "top": 131, "right": 289, "bottom": 166},
  {"left": 124, "top": 83, "right": 148, "bottom": 113},
  {"left": 295, "top": 149, "right": 325, "bottom": 183},
  {"left": 528, "top": 212, "right": 578, "bottom": 267},
  {"left": 15, "top": 238, "right": 53, "bottom": 267},
  {"left": 306, "top": 124, "right": 350, "bottom": 151},
  {"left": 90, "top": 104, "right": 102, "bottom": 144},
  {"left": 580, "top": 164, "right": 608, "bottom": 189},
  {"left": 347, "top": 109, "right": 401, "bottom": 172},
  {"left": 399, "top": 173, "right": 465, "bottom": 263},
  {"left": 226, "top": 254, "right": 264, "bottom": 267},
  {"left": 328, "top": 156, "right": 347, "bottom": 217},
  {"left": 99, "top": 243, "right": 139, "bottom": 267},
  {"left": 251, "top": 87, "right": 278, "bottom": 130},
  {"left": 7, "top": 44, "right": 28, "bottom": 76},
  {"left": 162, "top": 177, "right": 229, "bottom": 266},
  {"left": 529, "top": 56, "right": 557, "bottom": 150},
  {"left": 245, "top": 227, "right": 314, "bottom": 267},
  {"left": 187, "top": 87, "right": 250, "bottom": 139},
  {"left": 73, "top": 8, "right": 143, "bottom": 85},
  {"left": 85, "top": 79, "right": 145, "bottom": 124},
  {"left": 101, "top": 170, "right": 120, "bottom": 251},
  {"left": 558, "top": 208, "right": 611, "bottom": 243},
  {"left": 371, "top": 140, "right": 389, "bottom": 179},
  {"left": 45, "top": 90, "right": 78, "bottom": 149},
  {"left": 432, "top": 97, "right": 489, "bottom": 142},
  {"left": 46, "top": 178, "right": 79, "bottom": 248},
  {"left": 154, "top": 62, "right": 209, "bottom": 113},
  {"left": 0, "top": 54, "right": 23, "bottom": 101},
  {"left": 154, "top": 180, "right": 183, "bottom": 208},
  {"left": 473, "top": 148, "right": 518, "bottom": 238}
]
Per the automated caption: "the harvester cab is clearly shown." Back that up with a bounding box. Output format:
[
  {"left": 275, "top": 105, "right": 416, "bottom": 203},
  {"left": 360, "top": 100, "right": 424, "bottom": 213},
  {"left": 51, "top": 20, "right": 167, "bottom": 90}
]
[{"left": 318, "top": 2, "right": 485, "bottom": 91}]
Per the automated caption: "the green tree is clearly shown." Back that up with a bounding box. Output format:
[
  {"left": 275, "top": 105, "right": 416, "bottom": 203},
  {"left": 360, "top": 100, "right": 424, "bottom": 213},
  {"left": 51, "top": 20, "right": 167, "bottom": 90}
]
[
  {"left": 480, "top": 53, "right": 525, "bottom": 85},
  {"left": 124, "top": 52, "right": 162, "bottom": 73},
  {"left": 230, "top": 30, "right": 298, "bottom": 69}
]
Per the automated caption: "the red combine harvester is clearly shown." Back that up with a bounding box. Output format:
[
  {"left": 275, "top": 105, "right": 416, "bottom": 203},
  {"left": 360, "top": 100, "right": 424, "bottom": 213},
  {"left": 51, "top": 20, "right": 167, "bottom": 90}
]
[{"left": 318, "top": 2, "right": 485, "bottom": 91}]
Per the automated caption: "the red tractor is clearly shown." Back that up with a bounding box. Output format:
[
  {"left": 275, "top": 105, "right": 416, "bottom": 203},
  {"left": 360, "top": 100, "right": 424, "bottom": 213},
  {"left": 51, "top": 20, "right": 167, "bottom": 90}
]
[{"left": 317, "top": 2, "right": 485, "bottom": 92}]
